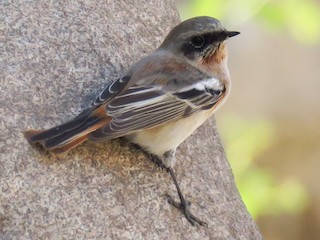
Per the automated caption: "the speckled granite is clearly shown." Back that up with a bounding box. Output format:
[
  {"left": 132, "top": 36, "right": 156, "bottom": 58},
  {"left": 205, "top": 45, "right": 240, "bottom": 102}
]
[{"left": 0, "top": 0, "right": 262, "bottom": 239}]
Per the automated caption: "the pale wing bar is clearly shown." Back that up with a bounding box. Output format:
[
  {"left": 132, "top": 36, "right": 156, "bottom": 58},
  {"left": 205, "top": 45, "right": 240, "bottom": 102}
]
[{"left": 174, "top": 87, "right": 223, "bottom": 107}]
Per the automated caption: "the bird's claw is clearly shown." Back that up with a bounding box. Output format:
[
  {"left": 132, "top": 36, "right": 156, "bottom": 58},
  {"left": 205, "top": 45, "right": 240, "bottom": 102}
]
[{"left": 165, "top": 194, "right": 208, "bottom": 227}]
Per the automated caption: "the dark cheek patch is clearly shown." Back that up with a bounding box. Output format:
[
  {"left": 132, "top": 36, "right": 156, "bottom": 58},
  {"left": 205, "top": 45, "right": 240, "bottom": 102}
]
[{"left": 181, "top": 43, "right": 197, "bottom": 60}]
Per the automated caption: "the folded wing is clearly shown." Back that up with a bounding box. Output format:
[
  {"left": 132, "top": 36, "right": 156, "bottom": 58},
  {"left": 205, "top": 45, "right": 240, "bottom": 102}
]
[{"left": 89, "top": 76, "right": 224, "bottom": 140}]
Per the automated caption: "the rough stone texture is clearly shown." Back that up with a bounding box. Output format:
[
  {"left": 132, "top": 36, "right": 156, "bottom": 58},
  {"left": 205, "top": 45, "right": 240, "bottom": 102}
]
[{"left": 0, "top": 0, "right": 262, "bottom": 239}]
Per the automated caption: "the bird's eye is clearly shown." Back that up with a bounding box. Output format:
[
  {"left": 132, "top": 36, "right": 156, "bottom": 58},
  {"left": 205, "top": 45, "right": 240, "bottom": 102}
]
[{"left": 190, "top": 36, "right": 205, "bottom": 49}]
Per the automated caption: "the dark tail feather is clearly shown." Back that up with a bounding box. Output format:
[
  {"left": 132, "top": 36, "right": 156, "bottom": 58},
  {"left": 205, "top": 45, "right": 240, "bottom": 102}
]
[
  {"left": 49, "top": 135, "right": 88, "bottom": 154},
  {"left": 24, "top": 130, "right": 46, "bottom": 142},
  {"left": 24, "top": 109, "right": 92, "bottom": 143},
  {"left": 24, "top": 108, "right": 110, "bottom": 154},
  {"left": 43, "top": 116, "right": 102, "bottom": 149}
]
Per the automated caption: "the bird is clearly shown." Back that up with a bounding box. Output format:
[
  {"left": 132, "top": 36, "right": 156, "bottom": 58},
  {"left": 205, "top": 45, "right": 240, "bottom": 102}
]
[{"left": 24, "top": 16, "right": 240, "bottom": 226}]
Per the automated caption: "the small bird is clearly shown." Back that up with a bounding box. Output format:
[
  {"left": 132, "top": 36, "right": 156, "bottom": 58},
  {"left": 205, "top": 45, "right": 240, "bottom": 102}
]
[{"left": 24, "top": 16, "right": 239, "bottom": 226}]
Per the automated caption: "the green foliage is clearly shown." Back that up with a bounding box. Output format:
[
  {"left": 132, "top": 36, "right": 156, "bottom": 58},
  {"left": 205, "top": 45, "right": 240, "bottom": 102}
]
[
  {"left": 259, "top": 0, "right": 320, "bottom": 44},
  {"left": 178, "top": 0, "right": 320, "bottom": 44},
  {"left": 177, "top": 0, "right": 313, "bottom": 219},
  {"left": 218, "top": 114, "right": 308, "bottom": 218}
]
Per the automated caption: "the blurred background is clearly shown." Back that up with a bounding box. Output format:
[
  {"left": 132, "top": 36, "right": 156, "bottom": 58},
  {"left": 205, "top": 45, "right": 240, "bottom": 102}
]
[{"left": 177, "top": 0, "right": 320, "bottom": 239}]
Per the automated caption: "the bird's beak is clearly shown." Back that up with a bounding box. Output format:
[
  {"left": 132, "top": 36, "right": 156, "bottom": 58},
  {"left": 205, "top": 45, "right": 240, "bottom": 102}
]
[{"left": 225, "top": 31, "right": 240, "bottom": 38}]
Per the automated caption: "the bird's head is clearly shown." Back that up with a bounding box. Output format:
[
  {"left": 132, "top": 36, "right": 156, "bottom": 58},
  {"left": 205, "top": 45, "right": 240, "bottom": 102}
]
[{"left": 160, "top": 16, "right": 239, "bottom": 67}]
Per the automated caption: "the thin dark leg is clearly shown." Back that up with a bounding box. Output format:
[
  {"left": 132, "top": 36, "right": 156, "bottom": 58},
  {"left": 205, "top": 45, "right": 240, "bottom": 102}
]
[
  {"left": 129, "top": 142, "right": 207, "bottom": 226},
  {"left": 167, "top": 167, "right": 208, "bottom": 227}
]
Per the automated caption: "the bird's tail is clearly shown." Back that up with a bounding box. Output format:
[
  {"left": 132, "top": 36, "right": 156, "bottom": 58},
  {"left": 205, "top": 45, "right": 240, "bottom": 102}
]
[{"left": 24, "top": 107, "right": 110, "bottom": 154}]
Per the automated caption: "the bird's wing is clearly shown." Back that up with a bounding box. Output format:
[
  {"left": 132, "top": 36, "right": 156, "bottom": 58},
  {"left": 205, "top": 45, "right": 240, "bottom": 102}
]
[
  {"left": 91, "top": 75, "right": 131, "bottom": 106},
  {"left": 88, "top": 54, "right": 225, "bottom": 140}
]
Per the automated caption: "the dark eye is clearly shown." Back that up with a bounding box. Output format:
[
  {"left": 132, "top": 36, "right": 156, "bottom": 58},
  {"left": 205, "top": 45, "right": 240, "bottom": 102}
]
[{"left": 190, "top": 36, "right": 205, "bottom": 49}]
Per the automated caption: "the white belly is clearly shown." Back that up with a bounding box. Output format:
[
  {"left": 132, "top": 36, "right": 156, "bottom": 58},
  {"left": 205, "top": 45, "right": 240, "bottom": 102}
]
[{"left": 129, "top": 109, "right": 212, "bottom": 156}]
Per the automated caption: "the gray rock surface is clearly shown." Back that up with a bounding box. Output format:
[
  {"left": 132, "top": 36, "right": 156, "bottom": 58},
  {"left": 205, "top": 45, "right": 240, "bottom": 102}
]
[{"left": 0, "top": 0, "right": 262, "bottom": 239}]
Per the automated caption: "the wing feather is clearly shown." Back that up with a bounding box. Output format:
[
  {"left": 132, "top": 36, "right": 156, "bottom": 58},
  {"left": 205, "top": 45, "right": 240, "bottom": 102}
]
[
  {"left": 92, "top": 76, "right": 131, "bottom": 106},
  {"left": 93, "top": 80, "right": 223, "bottom": 138}
]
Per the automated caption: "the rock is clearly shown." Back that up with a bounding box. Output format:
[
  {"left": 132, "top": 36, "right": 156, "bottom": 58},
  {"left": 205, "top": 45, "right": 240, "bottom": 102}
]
[{"left": 0, "top": 0, "right": 262, "bottom": 239}]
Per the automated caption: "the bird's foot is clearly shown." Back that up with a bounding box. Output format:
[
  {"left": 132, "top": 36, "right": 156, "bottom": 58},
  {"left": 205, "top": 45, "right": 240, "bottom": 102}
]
[{"left": 165, "top": 194, "right": 208, "bottom": 227}]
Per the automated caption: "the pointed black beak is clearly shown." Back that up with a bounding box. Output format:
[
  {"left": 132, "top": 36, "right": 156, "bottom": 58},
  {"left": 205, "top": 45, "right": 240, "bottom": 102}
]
[
  {"left": 212, "top": 30, "right": 240, "bottom": 42},
  {"left": 225, "top": 31, "right": 240, "bottom": 38},
  {"left": 216, "top": 30, "right": 240, "bottom": 42}
]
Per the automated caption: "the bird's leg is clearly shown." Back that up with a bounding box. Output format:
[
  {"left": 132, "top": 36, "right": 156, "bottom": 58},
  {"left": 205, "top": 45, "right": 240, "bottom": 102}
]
[
  {"left": 160, "top": 150, "right": 207, "bottom": 227},
  {"left": 166, "top": 167, "right": 207, "bottom": 227},
  {"left": 129, "top": 143, "right": 207, "bottom": 226}
]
